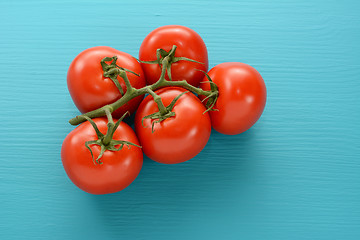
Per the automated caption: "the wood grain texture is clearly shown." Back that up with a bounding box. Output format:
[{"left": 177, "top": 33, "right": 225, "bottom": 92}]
[{"left": 1, "top": 0, "right": 359, "bottom": 239}]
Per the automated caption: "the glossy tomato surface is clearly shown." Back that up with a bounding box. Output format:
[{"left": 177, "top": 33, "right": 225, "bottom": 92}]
[
  {"left": 134, "top": 87, "right": 211, "bottom": 164},
  {"left": 200, "top": 62, "right": 267, "bottom": 135},
  {"left": 67, "top": 46, "right": 146, "bottom": 118},
  {"left": 139, "top": 25, "right": 208, "bottom": 87},
  {"left": 61, "top": 118, "right": 143, "bottom": 194}
]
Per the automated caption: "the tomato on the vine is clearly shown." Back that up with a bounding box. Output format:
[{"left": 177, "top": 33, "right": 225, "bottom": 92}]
[
  {"left": 139, "top": 25, "right": 208, "bottom": 87},
  {"left": 67, "top": 46, "right": 146, "bottom": 118},
  {"left": 134, "top": 87, "right": 211, "bottom": 164},
  {"left": 61, "top": 118, "right": 143, "bottom": 194},
  {"left": 200, "top": 62, "right": 267, "bottom": 135}
]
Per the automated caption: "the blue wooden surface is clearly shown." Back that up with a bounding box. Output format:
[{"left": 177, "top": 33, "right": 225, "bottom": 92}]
[{"left": 1, "top": 0, "right": 359, "bottom": 239}]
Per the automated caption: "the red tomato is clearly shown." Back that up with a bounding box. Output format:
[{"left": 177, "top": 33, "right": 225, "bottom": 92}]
[
  {"left": 139, "top": 25, "right": 208, "bottom": 87},
  {"left": 67, "top": 46, "right": 146, "bottom": 118},
  {"left": 200, "top": 62, "right": 267, "bottom": 135},
  {"left": 134, "top": 87, "right": 211, "bottom": 164},
  {"left": 61, "top": 118, "right": 143, "bottom": 194}
]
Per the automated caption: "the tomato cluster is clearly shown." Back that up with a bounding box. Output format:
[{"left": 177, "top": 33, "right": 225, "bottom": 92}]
[{"left": 61, "top": 25, "right": 267, "bottom": 194}]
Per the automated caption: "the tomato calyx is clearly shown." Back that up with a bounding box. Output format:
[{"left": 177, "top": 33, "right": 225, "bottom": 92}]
[
  {"left": 142, "top": 91, "right": 188, "bottom": 132},
  {"left": 101, "top": 56, "right": 140, "bottom": 95},
  {"left": 139, "top": 45, "right": 203, "bottom": 81},
  {"left": 83, "top": 111, "right": 141, "bottom": 164},
  {"left": 199, "top": 71, "right": 219, "bottom": 113}
]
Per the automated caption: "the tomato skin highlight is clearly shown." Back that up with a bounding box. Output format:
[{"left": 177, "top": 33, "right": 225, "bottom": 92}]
[
  {"left": 67, "top": 46, "right": 146, "bottom": 118},
  {"left": 200, "top": 62, "right": 267, "bottom": 135},
  {"left": 61, "top": 118, "right": 143, "bottom": 195},
  {"left": 139, "top": 25, "right": 208, "bottom": 87},
  {"left": 134, "top": 87, "right": 211, "bottom": 164}
]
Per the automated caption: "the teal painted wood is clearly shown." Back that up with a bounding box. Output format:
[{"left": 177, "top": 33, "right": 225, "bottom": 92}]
[{"left": 1, "top": 0, "right": 359, "bottom": 239}]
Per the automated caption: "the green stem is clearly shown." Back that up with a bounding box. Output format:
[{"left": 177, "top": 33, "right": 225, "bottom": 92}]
[
  {"left": 154, "top": 57, "right": 169, "bottom": 85},
  {"left": 69, "top": 53, "right": 217, "bottom": 126},
  {"left": 146, "top": 88, "right": 168, "bottom": 115},
  {"left": 102, "top": 109, "right": 114, "bottom": 146},
  {"left": 118, "top": 70, "right": 135, "bottom": 94}
]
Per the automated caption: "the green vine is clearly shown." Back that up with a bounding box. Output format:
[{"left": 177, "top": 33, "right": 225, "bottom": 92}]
[
  {"left": 69, "top": 45, "right": 219, "bottom": 163},
  {"left": 69, "top": 45, "right": 218, "bottom": 126}
]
